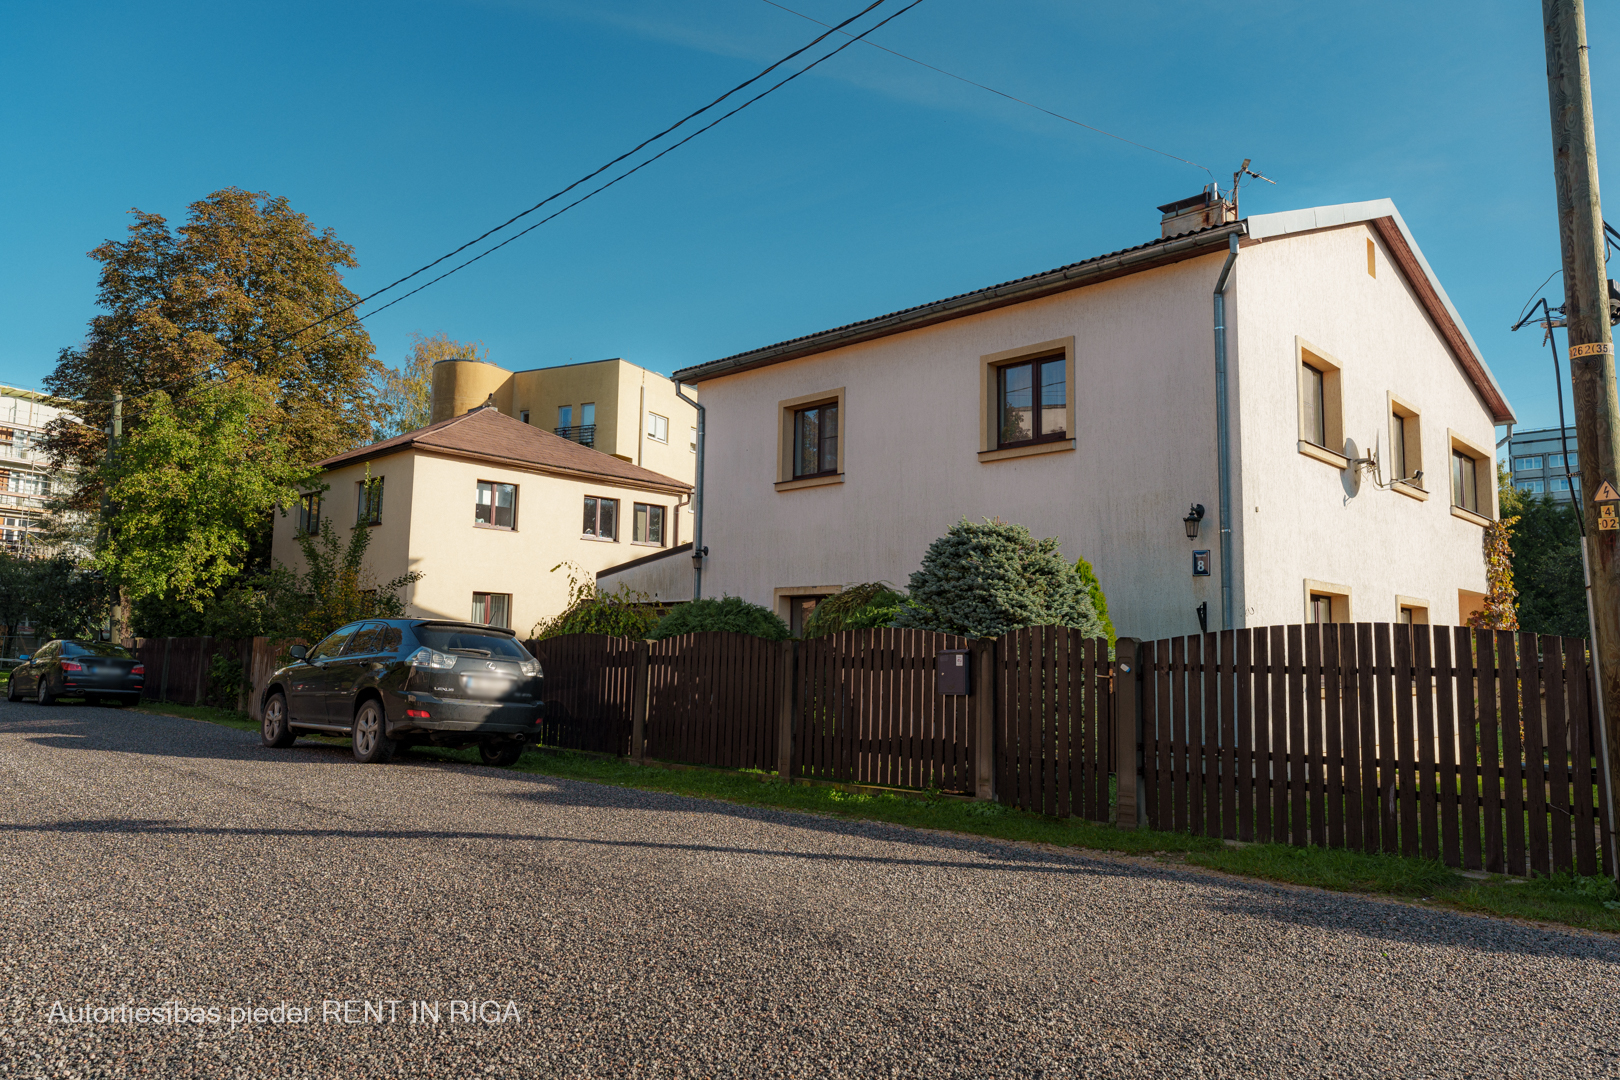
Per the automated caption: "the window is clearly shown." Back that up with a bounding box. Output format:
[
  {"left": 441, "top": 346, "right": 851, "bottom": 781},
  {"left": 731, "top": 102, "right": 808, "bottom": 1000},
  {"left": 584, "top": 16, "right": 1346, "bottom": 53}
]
[
  {"left": 583, "top": 495, "right": 619, "bottom": 540},
  {"left": 1301, "top": 363, "right": 1326, "bottom": 447},
  {"left": 1367, "top": 238, "right": 1377, "bottom": 278},
  {"left": 1296, "top": 340, "right": 1344, "bottom": 462},
  {"left": 1396, "top": 597, "right": 1430, "bottom": 625},
  {"left": 519, "top": 410, "right": 530, "bottom": 425},
  {"left": 1553, "top": 477, "right": 1572, "bottom": 492},
  {"left": 647, "top": 413, "right": 668, "bottom": 443},
  {"left": 356, "top": 477, "right": 383, "bottom": 525},
  {"left": 476, "top": 481, "right": 517, "bottom": 529},
  {"left": 1452, "top": 449, "right": 1480, "bottom": 513},
  {"left": 1388, "top": 395, "right": 1423, "bottom": 488},
  {"left": 1570, "top": 451, "right": 1580, "bottom": 468},
  {"left": 690, "top": 427, "right": 698, "bottom": 453},
  {"left": 310, "top": 624, "right": 360, "bottom": 661},
  {"left": 1309, "top": 593, "right": 1335, "bottom": 624},
  {"left": 470, "top": 592, "right": 511, "bottom": 629},
  {"left": 581, "top": 402, "right": 596, "bottom": 427},
  {"left": 1305, "top": 579, "right": 1351, "bottom": 623},
  {"left": 416, "top": 626, "right": 530, "bottom": 658},
  {"left": 1514, "top": 456, "right": 1543, "bottom": 471},
  {"left": 1518, "top": 480, "right": 1546, "bottom": 494},
  {"left": 996, "top": 355, "right": 1066, "bottom": 448},
  {"left": 297, "top": 493, "right": 321, "bottom": 537},
  {"left": 345, "top": 621, "right": 385, "bottom": 654},
  {"left": 793, "top": 402, "right": 839, "bottom": 478},
  {"left": 558, "top": 405, "right": 572, "bottom": 429},
  {"left": 789, "top": 595, "right": 829, "bottom": 637},
  {"left": 1548, "top": 453, "right": 1563, "bottom": 468},
  {"left": 632, "top": 502, "right": 666, "bottom": 546}
]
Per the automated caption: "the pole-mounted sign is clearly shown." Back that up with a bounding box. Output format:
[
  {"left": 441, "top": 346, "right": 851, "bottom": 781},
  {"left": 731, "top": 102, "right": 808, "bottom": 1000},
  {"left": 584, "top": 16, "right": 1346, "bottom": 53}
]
[{"left": 1596, "top": 480, "right": 1620, "bottom": 531}]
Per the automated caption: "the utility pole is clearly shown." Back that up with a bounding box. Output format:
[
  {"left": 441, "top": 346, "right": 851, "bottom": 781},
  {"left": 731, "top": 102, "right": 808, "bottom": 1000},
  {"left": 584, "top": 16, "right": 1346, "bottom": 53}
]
[{"left": 1543, "top": 0, "right": 1620, "bottom": 870}]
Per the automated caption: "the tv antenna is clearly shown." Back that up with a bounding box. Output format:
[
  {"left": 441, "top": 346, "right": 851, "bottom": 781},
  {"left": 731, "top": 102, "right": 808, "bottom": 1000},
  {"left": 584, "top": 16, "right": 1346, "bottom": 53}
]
[{"left": 1229, "top": 158, "right": 1275, "bottom": 219}]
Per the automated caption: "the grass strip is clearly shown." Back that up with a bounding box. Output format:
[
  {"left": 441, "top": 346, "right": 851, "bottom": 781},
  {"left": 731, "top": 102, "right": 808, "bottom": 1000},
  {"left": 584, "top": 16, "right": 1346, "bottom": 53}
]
[{"left": 128, "top": 702, "right": 1620, "bottom": 934}]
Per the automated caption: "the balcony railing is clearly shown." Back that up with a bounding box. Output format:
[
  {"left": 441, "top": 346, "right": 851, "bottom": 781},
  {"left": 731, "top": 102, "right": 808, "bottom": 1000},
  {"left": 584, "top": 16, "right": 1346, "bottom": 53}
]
[{"left": 554, "top": 424, "right": 596, "bottom": 448}]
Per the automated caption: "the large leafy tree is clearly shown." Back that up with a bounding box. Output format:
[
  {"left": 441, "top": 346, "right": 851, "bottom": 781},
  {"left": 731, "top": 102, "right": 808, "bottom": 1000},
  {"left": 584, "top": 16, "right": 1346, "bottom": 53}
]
[
  {"left": 44, "top": 187, "right": 381, "bottom": 513},
  {"left": 97, "top": 384, "right": 314, "bottom": 611},
  {"left": 1500, "top": 476, "right": 1588, "bottom": 637},
  {"left": 376, "top": 332, "right": 488, "bottom": 437}
]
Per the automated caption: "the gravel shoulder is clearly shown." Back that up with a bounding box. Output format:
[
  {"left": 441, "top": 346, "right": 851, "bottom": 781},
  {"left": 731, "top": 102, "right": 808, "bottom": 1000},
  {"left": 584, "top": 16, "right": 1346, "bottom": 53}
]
[{"left": 3, "top": 702, "right": 1618, "bottom": 1079}]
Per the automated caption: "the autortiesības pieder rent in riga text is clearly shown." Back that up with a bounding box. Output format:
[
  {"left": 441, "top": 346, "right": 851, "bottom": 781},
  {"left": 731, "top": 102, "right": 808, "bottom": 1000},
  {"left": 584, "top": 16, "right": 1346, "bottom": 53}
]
[{"left": 46, "top": 999, "right": 523, "bottom": 1027}]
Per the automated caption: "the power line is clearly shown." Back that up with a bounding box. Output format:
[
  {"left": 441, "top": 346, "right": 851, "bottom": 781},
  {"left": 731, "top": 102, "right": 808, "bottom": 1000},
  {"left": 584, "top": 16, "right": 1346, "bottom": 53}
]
[
  {"left": 69, "top": 0, "right": 906, "bottom": 407},
  {"left": 758, "top": 0, "right": 1211, "bottom": 177}
]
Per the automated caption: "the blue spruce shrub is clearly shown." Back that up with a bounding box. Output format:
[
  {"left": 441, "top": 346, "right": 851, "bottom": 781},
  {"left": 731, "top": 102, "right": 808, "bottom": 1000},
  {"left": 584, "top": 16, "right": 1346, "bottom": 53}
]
[{"left": 895, "top": 518, "right": 1105, "bottom": 640}]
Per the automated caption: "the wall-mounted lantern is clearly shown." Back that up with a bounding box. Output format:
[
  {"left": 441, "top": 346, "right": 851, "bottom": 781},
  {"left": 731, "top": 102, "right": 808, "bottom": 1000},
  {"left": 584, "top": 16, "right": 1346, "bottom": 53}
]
[{"left": 1183, "top": 504, "right": 1206, "bottom": 540}]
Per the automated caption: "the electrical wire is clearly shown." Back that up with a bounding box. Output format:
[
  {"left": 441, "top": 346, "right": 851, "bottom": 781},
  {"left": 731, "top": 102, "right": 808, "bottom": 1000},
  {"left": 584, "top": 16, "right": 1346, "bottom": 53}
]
[
  {"left": 67, "top": 0, "right": 905, "bottom": 408},
  {"left": 758, "top": 0, "right": 1212, "bottom": 178}
]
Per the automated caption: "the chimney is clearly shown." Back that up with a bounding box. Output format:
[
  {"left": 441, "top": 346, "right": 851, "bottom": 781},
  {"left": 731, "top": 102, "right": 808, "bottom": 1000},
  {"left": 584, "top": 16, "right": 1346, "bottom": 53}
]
[{"left": 1157, "top": 186, "right": 1235, "bottom": 239}]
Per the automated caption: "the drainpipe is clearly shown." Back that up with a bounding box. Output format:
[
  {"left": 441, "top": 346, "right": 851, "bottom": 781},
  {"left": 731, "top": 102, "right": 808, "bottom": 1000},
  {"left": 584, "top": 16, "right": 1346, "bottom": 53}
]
[
  {"left": 674, "top": 382, "right": 706, "bottom": 600},
  {"left": 1213, "top": 232, "right": 1240, "bottom": 631}
]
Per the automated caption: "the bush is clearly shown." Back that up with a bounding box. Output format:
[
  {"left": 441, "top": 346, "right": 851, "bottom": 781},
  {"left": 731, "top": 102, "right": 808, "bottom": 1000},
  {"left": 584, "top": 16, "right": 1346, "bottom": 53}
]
[
  {"left": 801, "top": 582, "right": 906, "bottom": 638},
  {"left": 895, "top": 518, "right": 1105, "bottom": 640},
  {"left": 1073, "top": 556, "right": 1116, "bottom": 650},
  {"left": 648, "top": 596, "right": 789, "bottom": 641},
  {"left": 205, "top": 653, "right": 248, "bottom": 710},
  {"left": 531, "top": 565, "right": 664, "bottom": 640}
]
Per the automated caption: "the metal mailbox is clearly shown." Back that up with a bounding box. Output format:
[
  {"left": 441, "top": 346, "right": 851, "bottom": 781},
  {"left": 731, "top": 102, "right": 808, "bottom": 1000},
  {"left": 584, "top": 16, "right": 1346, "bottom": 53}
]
[{"left": 936, "top": 648, "right": 971, "bottom": 695}]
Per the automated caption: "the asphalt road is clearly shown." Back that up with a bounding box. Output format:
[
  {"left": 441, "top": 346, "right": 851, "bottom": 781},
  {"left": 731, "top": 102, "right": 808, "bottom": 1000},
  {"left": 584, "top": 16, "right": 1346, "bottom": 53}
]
[{"left": 1, "top": 702, "right": 1618, "bottom": 1079}]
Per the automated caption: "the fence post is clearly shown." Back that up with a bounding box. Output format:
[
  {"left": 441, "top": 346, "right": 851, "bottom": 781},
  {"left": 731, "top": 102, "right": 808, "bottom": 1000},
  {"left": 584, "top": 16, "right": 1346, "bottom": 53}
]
[
  {"left": 777, "top": 639, "right": 797, "bottom": 781},
  {"left": 630, "top": 640, "right": 650, "bottom": 762},
  {"left": 160, "top": 638, "right": 172, "bottom": 702},
  {"left": 974, "top": 638, "right": 996, "bottom": 801},
  {"left": 1113, "top": 637, "right": 1142, "bottom": 829}
]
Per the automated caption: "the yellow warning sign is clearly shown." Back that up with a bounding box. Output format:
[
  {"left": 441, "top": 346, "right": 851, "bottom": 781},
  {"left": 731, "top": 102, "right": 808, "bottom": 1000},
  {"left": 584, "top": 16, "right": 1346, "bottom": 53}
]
[
  {"left": 1601, "top": 505, "right": 1620, "bottom": 531},
  {"left": 1595, "top": 481, "right": 1620, "bottom": 504}
]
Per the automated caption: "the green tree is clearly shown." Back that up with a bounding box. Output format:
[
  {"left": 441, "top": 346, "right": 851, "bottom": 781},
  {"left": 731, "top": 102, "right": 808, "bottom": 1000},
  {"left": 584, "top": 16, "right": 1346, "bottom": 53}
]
[
  {"left": 1500, "top": 477, "right": 1588, "bottom": 637},
  {"left": 896, "top": 518, "right": 1105, "bottom": 640},
  {"left": 1072, "top": 556, "right": 1116, "bottom": 650},
  {"left": 376, "top": 332, "right": 488, "bottom": 437},
  {"left": 648, "top": 596, "right": 789, "bottom": 641},
  {"left": 529, "top": 563, "right": 664, "bottom": 640},
  {"left": 96, "top": 385, "right": 314, "bottom": 612},
  {"left": 801, "top": 582, "right": 907, "bottom": 638},
  {"left": 27, "top": 556, "right": 109, "bottom": 639},
  {"left": 43, "top": 187, "right": 381, "bottom": 514}
]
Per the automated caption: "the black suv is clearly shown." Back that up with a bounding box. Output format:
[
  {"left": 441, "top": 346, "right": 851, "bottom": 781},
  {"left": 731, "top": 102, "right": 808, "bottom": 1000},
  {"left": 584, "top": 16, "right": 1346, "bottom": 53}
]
[{"left": 259, "top": 619, "right": 543, "bottom": 765}]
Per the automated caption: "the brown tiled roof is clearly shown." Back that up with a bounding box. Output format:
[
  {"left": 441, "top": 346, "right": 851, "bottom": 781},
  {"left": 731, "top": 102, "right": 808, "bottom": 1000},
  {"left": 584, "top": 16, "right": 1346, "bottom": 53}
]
[{"left": 318, "top": 406, "right": 690, "bottom": 492}]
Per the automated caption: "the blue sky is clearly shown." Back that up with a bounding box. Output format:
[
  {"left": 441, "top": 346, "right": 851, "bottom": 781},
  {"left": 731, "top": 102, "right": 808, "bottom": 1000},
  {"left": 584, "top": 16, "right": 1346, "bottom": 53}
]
[{"left": 3, "top": 0, "right": 1616, "bottom": 433}]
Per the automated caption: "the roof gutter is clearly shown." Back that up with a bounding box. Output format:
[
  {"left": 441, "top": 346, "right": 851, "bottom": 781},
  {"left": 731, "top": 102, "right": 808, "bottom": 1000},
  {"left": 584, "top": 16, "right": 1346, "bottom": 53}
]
[{"left": 675, "top": 222, "right": 1247, "bottom": 384}]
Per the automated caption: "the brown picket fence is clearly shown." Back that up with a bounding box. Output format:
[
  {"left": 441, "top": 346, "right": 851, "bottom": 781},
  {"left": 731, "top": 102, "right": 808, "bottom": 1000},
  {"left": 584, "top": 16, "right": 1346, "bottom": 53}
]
[
  {"left": 996, "top": 626, "right": 1114, "bottom": 821},
  {"left": 645, "top": 631, "right": 781, "bottom": 770},
  {"left": 1137, "top": 624, "right": 1610, "bottom": 877},
  {"left": 525, "top": 634, "right": 638, "bottom": 755},
  {"left": 794, "top": 628, "right": 977, "bottom": 793}
]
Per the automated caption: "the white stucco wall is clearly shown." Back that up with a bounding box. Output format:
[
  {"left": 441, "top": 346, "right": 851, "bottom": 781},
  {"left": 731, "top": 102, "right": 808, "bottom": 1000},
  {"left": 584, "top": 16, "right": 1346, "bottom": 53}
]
[
  {"left": 1230, "top": 223, "right": 1498, "bottom": 627},
  {"left": 271, "top": 451, "right": 690, "bottom": 636},
  {"left": 696, "top": 253, "right": 1229, "bottom": 641}
]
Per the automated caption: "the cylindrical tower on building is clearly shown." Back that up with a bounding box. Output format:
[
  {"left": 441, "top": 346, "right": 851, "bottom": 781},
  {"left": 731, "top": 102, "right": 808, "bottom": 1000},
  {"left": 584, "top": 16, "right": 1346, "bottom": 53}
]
[{"left": 430, "top": 359, "right": 511, "bottom": 424}]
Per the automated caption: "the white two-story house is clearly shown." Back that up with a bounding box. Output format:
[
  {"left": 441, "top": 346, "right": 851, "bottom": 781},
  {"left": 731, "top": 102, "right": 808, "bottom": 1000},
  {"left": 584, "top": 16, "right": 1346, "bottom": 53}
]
[{"left": 611, "top": 195, "right": 1514, "bottom": 641}]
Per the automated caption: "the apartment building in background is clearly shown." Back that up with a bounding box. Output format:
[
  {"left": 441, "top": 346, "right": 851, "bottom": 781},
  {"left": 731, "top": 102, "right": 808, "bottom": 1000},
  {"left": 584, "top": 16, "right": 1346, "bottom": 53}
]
[
  {"left": 604, "top": 195, "right": 1515, "bottom": 640},
  {"left": 1507, "top": 425, "right": 1581, "bottom": 504},
  {"left": 0, "top": 386, "right": 77, "bottom": 555}
]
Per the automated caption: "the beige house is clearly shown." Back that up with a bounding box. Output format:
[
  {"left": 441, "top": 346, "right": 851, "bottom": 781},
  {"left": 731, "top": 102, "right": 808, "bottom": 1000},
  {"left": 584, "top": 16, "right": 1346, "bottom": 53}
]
[
  {"left": 614, "top": 194, "right": 1515, "bottom": 641},
  {"left": 272, "top": 405, "right": 691, "bottom": 635}
]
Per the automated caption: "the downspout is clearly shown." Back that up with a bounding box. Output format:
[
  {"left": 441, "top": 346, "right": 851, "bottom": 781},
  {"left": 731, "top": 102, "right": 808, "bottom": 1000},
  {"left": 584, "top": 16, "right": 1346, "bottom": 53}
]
[
  {"left": 674, "top": 382, "right": 705, "bottom": 600},
  {"left": 1213, "top": 232, "right": 1240, "bottom": 630}
]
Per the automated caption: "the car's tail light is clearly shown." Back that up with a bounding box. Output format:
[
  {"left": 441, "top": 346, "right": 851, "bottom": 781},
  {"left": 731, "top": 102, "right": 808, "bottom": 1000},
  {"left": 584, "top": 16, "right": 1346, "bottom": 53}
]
[
  {"left": 60, "top": 661, "right": 83, "bottom": 672},
  {"left": 518, "top": 657, "right": 541, "bottom": 677},
  {"left": 406, "top": 647, "right": 456, "bottom": 670},
  {"left": 406, "top": 708, "right": 431, "bottom": 719},
  {"left": 132, "top": 665, "right": 145, "bottom": 676}
]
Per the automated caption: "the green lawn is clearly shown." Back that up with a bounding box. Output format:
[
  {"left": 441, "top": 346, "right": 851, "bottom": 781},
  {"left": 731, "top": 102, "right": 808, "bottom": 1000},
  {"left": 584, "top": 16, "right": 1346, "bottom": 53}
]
[{"left": 125, "top": 701, "right": 1620, "bottom": 935}]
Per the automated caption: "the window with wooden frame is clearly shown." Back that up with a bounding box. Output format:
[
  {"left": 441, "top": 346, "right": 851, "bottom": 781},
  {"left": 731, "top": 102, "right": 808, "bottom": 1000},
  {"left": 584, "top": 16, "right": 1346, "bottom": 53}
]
[
  {"left": 582, "top": 495, "right": 619, "bottom": 540},
  {"left": 632, "top": 502, "right": 666, "bottom": 546},
  {"left": 1296, "top": 339, "right": 1344, "bottom": 466},
  {"left": 475, "top": 480, "right": 517, "bottom": 530},
  {"left": 995, "top": 355, "right": 1067, "bottom": 449},
  {"left": 355, "top": 477, "right": 383, "bottom": 526},
  {"left": 1387, "top": 393, "right": 1424, "bottom": 496},
  {"left": 1304, "top": 579, "right": 1351, "bottom": 623},
  {"left": 775, "top": 388, "right": 846, "bottom": 489},
  {"left": 297, "top": 492, "right": 322, "bottom": 536},
  {"left": 1396, "top": 596, "right": 1430, "bottom": 625},
  {"left": 1448, "top": 429, "right": 1493, "bottom": 523},
  {"left": 470, "top": 592, "right": 511, "bottom": 629}
]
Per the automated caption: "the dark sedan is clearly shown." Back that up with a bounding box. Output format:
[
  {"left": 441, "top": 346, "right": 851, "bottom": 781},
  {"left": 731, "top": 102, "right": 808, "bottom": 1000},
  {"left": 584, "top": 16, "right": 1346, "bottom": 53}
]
[
  {"left": 8, "top": 640, "right": 145, "bottom": 706},
  {"left": 259, "top": 618, "right": 544, "bottom": 765}
]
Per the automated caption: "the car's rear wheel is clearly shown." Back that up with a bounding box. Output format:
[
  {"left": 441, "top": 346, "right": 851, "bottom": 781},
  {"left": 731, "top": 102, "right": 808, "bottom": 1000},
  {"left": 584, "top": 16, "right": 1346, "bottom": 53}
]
[
  {"left": 36, "top": 678, "right": 54, "bottom": 706},
  {"left": 479, "top": 740, "right": 525, "bottom": 767},
  {"left": 351, "top": 700, "right": 395, "bottom": 764},
  {"left": 6, "top": 675, "right": 19, "bottom": 703},
  {"left": 262, "top": 692, "right": 295, "bottom": 748}
]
